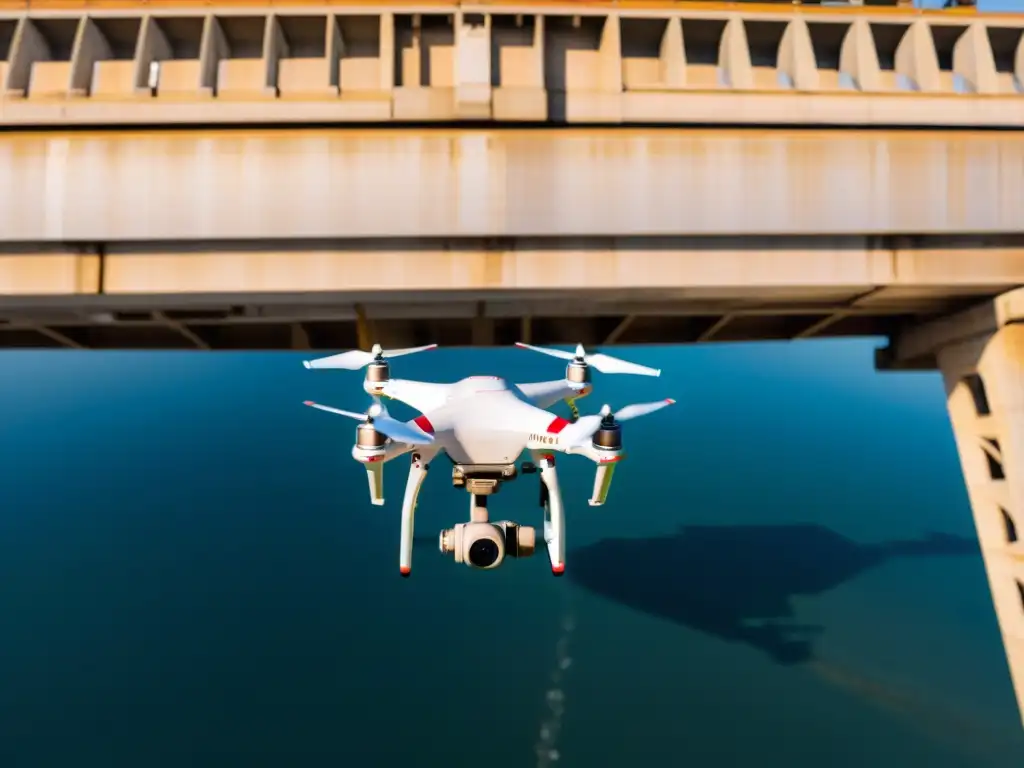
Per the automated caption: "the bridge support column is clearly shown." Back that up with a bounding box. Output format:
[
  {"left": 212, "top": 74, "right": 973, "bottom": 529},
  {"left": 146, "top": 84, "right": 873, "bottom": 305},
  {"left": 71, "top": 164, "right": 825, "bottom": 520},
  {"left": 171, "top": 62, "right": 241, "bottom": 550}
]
[
  {"left": 940, "top": 324, "right": 1024, "bottom": 727},
  {"left": 881, "top": 287, "right": 1024, "bottom": 726}
]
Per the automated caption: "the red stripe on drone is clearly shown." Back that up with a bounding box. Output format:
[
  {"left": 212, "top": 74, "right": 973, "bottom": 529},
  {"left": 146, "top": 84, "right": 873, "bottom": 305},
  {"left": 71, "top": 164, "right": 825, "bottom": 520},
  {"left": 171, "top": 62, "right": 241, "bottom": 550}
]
[
  {"left": 413, "top": 415, "right": 434, "bottom": 434},
  {"left": 546, "top": 417, "right": 571, "bottom": 434}
]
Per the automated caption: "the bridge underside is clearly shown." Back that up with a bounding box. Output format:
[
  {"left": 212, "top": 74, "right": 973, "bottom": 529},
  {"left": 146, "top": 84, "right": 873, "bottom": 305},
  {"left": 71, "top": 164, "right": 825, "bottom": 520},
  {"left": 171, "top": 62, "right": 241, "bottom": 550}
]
[
  {"left": 2, "top": 234, "right": 1020, "bottom": 355},
  {"left": 0, "top": 296, "right": 923, "bottom": 351},
  {"left": 0, "top": 127, "right": 1019, "bottom": 355},
  {"left": 0, "top": 285, "right": 995, "bottom": 352}
]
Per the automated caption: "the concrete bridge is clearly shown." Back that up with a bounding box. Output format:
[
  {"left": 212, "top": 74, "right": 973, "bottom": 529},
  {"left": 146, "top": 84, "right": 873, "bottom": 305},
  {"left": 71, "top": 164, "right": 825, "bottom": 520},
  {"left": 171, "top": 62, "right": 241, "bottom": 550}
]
[
  {"left": 0, "top": 0, "right": 1023, "bottom": 728},
  {"left": 0, "top": 1, "right": 1021, "bottom": 354}
]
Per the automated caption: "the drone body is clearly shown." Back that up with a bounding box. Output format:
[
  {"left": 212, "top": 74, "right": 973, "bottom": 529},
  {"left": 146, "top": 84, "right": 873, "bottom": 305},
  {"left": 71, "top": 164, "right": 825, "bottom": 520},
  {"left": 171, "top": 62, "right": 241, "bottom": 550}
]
[{"left": 302, "top": 342, "right": 673, "bottom": 577}]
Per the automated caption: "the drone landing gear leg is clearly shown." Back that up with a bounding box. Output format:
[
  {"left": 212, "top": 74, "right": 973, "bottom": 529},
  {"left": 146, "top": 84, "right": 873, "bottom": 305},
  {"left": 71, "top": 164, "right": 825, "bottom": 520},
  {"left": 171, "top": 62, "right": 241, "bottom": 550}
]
[
  {"left": 533, "top": 451, "right": 565, "bottom": 576},
  {"left": 399, "top": 448, "right": 436, "bottom": 578}
]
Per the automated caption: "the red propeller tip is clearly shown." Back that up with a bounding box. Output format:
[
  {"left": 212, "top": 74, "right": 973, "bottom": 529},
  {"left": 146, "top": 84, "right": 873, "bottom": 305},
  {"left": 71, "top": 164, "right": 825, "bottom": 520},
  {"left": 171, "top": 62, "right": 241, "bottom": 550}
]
[
  {"left": 665, "top": 398, "right": 676, "bottom": 405},
  {"left": 303, "top": 400, "right": 314, "bottom": 406}
]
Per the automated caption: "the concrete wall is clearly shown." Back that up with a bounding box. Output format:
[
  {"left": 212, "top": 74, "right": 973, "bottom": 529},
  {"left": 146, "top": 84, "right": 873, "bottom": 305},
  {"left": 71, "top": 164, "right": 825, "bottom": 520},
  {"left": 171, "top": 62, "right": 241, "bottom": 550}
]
[
  {"left": 0, "top": 129, "right": 1020, "bottom": 242},
  {"left": 0, "top": 5, "right": 1022, "bottom": 127}
]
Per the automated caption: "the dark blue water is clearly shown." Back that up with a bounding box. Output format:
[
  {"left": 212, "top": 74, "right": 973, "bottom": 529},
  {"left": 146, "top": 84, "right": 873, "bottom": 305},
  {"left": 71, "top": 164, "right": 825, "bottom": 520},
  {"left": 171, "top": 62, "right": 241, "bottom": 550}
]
[{"left": 1, "top": 339, "right": 1023, "bottom": 767}]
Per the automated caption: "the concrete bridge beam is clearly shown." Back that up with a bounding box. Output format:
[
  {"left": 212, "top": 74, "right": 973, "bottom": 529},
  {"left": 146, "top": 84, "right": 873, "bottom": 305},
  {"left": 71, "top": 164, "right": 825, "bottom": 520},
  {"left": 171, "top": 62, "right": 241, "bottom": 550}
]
[
  {"left": 1, "top": 234, "right": 1022, "bottom": 350},
  {"left": 1, "top": 129, "right": 1022, "bottom": 242},
  {"left": 3, "top": 235, "right": 1023, "bottom": 302}
]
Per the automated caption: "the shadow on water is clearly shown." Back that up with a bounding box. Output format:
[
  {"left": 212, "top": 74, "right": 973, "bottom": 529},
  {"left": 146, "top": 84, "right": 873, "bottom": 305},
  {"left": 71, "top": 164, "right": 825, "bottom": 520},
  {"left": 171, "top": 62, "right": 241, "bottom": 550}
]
[{"left": 567, "top": 524, "right": 978, "bottom": 665}]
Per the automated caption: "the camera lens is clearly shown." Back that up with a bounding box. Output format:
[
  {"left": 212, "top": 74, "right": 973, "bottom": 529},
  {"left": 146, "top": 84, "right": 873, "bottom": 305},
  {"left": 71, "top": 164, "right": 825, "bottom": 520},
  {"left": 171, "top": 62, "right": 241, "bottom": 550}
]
[{"left": 468, "top": 538, "right": 500, "bottom": 568}]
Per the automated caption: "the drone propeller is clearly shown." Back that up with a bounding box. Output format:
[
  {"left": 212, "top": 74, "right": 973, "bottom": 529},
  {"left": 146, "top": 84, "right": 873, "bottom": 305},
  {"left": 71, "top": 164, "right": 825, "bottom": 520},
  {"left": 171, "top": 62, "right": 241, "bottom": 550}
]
[
  {"left": 560, "top": 399, "right": 675, "bottom": 447},
  {"left": 302, "top": 343, "right": 438, "bottom": 371},
  {"left": 302, "top": 399, "right": 434, "bottom": 445},
  {"left": 514, "top": 342, "right": 660, "bottom": 377}
]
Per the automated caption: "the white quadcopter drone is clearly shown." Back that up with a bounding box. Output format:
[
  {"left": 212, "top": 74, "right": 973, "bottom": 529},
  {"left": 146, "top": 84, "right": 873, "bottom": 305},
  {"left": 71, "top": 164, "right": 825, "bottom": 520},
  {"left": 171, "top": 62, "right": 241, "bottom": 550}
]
[{"left": 302, "top": 342, "right": 674, "bottom": 578}]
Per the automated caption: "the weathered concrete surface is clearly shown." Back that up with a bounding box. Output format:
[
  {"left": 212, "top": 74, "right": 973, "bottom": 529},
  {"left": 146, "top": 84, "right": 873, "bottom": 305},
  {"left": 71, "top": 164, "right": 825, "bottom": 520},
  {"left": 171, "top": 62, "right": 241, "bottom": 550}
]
[
  {"left": 2, "top": 237, "right": 1021, "bottom": 298},
  {"left": 1, "top": 129, "right": 1022, "bottom": 241},
  {"left": 0, "top": 3, "right": 1022, "bottom": 127}
]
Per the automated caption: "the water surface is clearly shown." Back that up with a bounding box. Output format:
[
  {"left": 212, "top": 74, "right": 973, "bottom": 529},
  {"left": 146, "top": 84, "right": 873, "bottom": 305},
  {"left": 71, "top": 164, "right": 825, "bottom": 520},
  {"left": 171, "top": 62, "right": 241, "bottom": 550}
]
[{"left": 0, "top": 340, "right": 1021, "bottom": 767}]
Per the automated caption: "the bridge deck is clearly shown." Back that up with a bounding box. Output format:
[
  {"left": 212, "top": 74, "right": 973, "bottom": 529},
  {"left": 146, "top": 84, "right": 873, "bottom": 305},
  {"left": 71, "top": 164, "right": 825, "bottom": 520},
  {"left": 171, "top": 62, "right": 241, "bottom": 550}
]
[{"left": 0, "top": 2, "right": 1021, "bottom": 128}]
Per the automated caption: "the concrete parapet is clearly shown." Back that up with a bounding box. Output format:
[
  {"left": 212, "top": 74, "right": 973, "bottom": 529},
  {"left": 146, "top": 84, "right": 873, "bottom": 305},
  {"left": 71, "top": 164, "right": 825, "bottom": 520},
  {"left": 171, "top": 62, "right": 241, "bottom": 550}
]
[
  {"left": 493, "top": 14, "right": 545, "bottom": 120},
  {"left": 0, "top": 4, "right": 1021, "bottom": 126}
]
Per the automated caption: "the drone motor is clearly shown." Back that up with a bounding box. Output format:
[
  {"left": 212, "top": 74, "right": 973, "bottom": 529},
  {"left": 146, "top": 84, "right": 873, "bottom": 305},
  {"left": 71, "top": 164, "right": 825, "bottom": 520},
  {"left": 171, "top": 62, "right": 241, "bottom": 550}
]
[
  {"left": 592, "top": 420, "right": 622, "bottom": 452},
  {"left": 352, "top": 423, "right": 387, "bottom": 467},
  {"left": 565, "top": 359, "right": 591, "bottom": 388},
  {"left": 364, "top": 360, "right": 390, "bottom": 395}
]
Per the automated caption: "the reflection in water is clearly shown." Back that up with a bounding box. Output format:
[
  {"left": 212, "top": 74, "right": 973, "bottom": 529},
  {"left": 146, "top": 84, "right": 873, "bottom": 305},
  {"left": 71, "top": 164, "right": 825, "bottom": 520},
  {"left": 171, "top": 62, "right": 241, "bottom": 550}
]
[
  {"left": 534, "top": 591, "right": 575, "bottom": 768},
  {"left": 6, "top": 344, "right": 1022, "bottom": 767},
  {"left": 567, "top": 524, "right": 978, "bottom": 664},
  {"left": 808, "top": 656, "right": 1024, "bottom": 761}
]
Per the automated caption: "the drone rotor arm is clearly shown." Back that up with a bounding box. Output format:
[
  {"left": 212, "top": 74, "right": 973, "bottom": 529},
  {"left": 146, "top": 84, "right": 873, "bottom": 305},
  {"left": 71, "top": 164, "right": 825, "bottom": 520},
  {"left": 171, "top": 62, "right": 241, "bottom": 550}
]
[
  {"left": 515, "top": 379, "right": 589, "bottom": 409},
  {"left": 559, "top": 400, "right": 673, "bottom": 509},
  {"left": 303, "top": 401, "right": 434, "bottom": 445},
  {"left": 378, "top": 379, "right": 453, "bottom": 416},
  {"left": 372, "top": 416, "right": 435, "bottom": 445},
  {"left": 557, "top": 414, "right": 605, "bottom": 448},
  {"left": 559, "top": 398, "right": 676, "bottom": 449}
]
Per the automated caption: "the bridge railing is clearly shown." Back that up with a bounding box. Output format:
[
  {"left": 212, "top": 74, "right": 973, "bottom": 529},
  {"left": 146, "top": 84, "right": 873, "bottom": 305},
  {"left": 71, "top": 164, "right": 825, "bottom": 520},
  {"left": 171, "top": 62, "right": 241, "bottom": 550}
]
[{"left": 0, "top": 2, "right": 1021, "bottom": 127}]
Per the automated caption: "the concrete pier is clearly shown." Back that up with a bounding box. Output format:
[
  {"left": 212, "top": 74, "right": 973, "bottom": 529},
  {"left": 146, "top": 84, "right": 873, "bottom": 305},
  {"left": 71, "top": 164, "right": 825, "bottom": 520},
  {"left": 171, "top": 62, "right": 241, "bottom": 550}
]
[{"left": 880, "top": 288, "right": 1024, "bottom": 726}]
